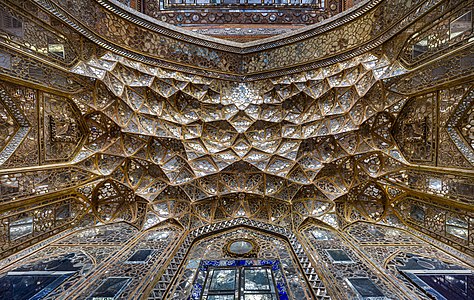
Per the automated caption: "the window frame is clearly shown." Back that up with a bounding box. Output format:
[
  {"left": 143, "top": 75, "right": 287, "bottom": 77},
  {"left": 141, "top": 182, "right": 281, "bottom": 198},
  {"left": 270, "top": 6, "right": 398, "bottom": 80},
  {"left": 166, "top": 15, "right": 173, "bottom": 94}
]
[
  {"left": 201, "top": 265, "right": 278, "bottom": 300},
  {"left": 191, "top": 259, "right": 288, "bottom": 300}
]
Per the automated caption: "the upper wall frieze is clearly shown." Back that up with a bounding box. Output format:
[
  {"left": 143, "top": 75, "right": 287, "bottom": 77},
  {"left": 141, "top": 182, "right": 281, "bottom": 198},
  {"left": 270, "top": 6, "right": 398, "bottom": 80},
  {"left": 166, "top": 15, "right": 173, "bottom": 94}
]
[{"left": 25, "top": 0, "right": 452, "bottom": 79}]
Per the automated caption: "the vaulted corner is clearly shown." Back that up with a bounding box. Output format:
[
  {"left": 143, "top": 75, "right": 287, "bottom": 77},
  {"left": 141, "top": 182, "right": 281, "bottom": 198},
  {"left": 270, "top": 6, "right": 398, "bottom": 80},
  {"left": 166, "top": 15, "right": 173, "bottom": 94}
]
[{"left": 0, "top": 0, "right": 473, "bottom": 299}]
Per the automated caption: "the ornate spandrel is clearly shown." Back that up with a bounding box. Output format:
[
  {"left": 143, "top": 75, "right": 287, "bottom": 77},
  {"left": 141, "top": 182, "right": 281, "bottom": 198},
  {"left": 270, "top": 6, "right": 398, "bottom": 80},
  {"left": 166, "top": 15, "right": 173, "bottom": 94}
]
[
  {"left": 41, "top": 93, "right": 86, "bottom": 164},
  {"left": 437, "top": 84, "right": 473, "bottom": 169},
  {"left": 0, "top": 82, "right": 90, "bottom": 168},
  {"left": 0, "top": 167, "right": 98, "bottom": 205},
  {"left": 392, "top": 93, "right": 436, "bottom": 165}
]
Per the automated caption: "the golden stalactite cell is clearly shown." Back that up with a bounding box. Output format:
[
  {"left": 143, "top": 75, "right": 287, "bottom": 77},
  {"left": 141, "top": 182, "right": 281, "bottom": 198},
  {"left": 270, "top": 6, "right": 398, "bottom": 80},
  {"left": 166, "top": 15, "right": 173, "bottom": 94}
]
[
  {"left": 338, "top": 181, "right": 389, "bottom": 223},
  {"left": 91, "top": 179, "right": 146, "bottom": 224}
]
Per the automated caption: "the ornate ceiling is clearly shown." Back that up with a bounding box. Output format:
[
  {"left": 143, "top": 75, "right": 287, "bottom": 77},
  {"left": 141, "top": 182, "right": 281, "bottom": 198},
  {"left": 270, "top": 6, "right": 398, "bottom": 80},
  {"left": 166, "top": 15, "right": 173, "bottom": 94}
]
[
  {"left": 59, "top": 50, "right": 408, "bottom": 229},
  {"left": 0, "top": 0, "right": 473, "bottom": 263},
  {"left": 71, "top": 52, "right": 404, "bottom": 199}
]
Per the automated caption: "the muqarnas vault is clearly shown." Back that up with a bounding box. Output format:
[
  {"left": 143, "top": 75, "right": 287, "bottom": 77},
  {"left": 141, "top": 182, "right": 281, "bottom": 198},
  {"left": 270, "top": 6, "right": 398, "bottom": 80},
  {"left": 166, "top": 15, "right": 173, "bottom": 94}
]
[{"left": 0, "top": 0, "right": 473, "bottom": 299}]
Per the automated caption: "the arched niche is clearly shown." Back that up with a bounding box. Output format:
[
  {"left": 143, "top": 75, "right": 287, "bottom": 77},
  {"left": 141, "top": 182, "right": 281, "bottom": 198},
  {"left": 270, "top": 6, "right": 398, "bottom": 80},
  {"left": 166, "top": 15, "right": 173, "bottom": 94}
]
[{"left": 145, "top": 217, "right": 330, "bottom": 300}]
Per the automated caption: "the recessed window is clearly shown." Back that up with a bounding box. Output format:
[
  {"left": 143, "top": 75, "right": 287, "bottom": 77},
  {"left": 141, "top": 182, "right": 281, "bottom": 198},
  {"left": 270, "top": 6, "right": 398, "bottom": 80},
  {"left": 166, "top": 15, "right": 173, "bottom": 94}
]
[
  {"left": 410, "top": 205, "right": 425, "bottom": 222},
  {"left": 209, "top": 269, "right": 237, "bottom": 292},
  {"left": 450, "top": 11, "right": 473, "bottom": 39},
  {"left": 0, "top": 8, "right": 23, "bottom": 37},
  {"left": 0, "top": 254, "right": 82, "bottom": 300},
  {"left": 325, "top": 249, "right": 354, "bottom": 264},
  {"left": 90, "top": 277, "right": 131, "bottom": 300},
  {"left": 48, "top": 43, "right": 65, "bottom": 59},
  {"left": 0, "top": 272, "right": 75, "bottom": 300},
  {"left": 0, "top": 52, "right": 11, "bottom": 69},
  {"left": 415, "top": 273, "right": 473, "bottom": 300},
  {"left": 346, "top": 277, "right": 386, "bottom": 299},
  {"left": 412, "top": 38, "right": 428, "bottom": 58},
  {"left": 191, "top": 260, "right": 289, "bottom": 300},
  {"left": 244, "top": 268, "right": 272, "bottom": 291},
  {"left": 398, "top": 255, "right": 473, "bottom": 300},
  {"left": 9, "top": 216, "right": 33, "bottom": 241},
  {"left": 202, "top": 267, "right": 277, "bottom": 300},
  {"left": 446, "top": 217, "right": 468, "bottom": 240},
  {"left": 55, "top": 203, "right": 71, "bottom": 220},
  {"left": 125, "top": 249, "right": 154, "bottom": 264}
]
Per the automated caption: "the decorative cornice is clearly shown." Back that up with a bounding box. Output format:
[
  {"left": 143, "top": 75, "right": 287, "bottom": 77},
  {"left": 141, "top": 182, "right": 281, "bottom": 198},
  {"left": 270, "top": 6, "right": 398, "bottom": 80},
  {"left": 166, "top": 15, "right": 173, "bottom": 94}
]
[
  {"left": 98, "top": 0, "right": 382, "bottom": 54},
  {"left": 29, "top": 0, "right": 447, "bottom": 80}
]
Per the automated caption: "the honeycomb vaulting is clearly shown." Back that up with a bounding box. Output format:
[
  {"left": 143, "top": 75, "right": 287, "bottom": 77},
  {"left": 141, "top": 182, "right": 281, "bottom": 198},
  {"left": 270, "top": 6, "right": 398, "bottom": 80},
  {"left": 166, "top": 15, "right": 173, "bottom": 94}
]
[{"left": 0, "top": 0, "right": 473, "bottom": 299}]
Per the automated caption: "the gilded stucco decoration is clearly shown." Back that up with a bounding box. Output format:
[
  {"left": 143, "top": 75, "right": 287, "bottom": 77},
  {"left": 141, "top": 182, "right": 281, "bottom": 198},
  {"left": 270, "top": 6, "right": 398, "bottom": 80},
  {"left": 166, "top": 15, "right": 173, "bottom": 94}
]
[{"left": 0, "top": 0, "right": 473, "bottom": 299}]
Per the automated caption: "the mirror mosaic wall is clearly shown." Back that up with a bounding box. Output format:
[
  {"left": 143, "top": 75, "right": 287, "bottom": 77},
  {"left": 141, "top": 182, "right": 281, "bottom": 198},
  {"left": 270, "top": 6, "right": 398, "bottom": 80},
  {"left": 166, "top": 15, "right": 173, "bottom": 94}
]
[{"left": 0, "top": 0, "right": 473, "bottom": 299}]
